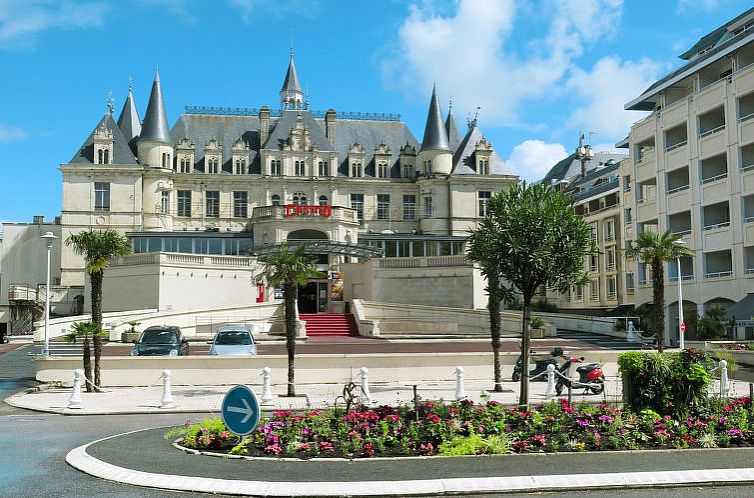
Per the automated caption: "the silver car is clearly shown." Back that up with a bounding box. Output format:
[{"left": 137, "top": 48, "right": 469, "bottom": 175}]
[{"left": 208, "top": 326, "right": 257, "bottom": 356}]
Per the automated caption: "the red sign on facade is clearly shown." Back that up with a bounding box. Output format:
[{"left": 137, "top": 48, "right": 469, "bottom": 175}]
[
  {"left": 680, "top": 322, "right": 686, "bottom": 333},
  {"left": 284, "top": 204, "right": 332, "bottom": 218}
]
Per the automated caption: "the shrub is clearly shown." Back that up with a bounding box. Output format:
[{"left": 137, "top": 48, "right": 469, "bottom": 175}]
[{"left": 530, "top": 316, "right": 545, "bottom": 329}]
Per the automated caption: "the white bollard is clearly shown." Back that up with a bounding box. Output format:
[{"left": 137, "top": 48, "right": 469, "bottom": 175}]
[
  {"left": 159, "top": 369, "right": 176, "bottom": 409},
  {"left": 720, "top": 359, "right": 728, "bottom": 398},
  {"left": 68, "top": 369, "right": 84, "bottom": 409},
  {"left": 359, "top": 367, "right": 372, "bottom": 403},
  {"left": 545, "top": 363, "right": 557, "bottom": 399},
  {"left": 626, "top": 321, "right": 637, "bottom": 343},
  {"left": 455, "top": 366, "right": 466, "bottom": 400},
  {"left": 261, "top": 367, "right": 274, "bottom": 404}
]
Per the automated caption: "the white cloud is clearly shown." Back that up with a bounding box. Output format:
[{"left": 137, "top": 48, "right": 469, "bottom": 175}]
[
  {"left": 381, "top": 0, "right": 625, "bottom": 127},
  {"left": 0, "top": 0, "right": 108, "bottom": 50},
  {"left": 504, "top": 140, "right": 568, "bottom": 181},
  {"left": 677, "top": 0, "right": 728, "bottom": 12},
  {"left": 0, "top": 123, "right": 27, "bottom": 143},
  {"left": 564, "top": 56, "right": 660, "bottom": 139}
]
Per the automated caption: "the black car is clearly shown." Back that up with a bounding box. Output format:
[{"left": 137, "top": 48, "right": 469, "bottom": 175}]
[{"left": 130, "top": 326, "right": 189, "bottom": 356}]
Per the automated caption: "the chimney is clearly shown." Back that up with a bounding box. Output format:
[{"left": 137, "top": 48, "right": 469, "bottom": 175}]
[
  {"left": 259, "top": 106, "right": 270, "bottom": 146},
  {"left": 33, "top": 215, "right": 44, "bottom": 224},
  {"left": 325, "top": 108, "right": 336, "bottom": 144}
]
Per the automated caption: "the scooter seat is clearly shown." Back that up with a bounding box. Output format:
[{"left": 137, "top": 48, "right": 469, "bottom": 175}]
[{"left": 576, "top": 363, "right": 600, "bottom": 373}]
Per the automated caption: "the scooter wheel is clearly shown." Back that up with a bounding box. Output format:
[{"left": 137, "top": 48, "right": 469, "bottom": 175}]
[
  {"left": 590, "top": 379, "right": 605, "bottom": 395},
  {"left": 555, "top": 382, "right": 564, "bottom": 396},
  {"left": 512, "top": 371, "right": 521, "bottom": 383}
]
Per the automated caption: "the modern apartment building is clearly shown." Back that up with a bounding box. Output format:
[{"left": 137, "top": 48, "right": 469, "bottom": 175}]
[{"left": 621, "top": 7, "right": 754, "bottom": 344}]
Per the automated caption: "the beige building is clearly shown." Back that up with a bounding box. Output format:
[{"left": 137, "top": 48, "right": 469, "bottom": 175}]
[
  {"left": 52, "top": 54, "right": 517, "bottom": 320},
  {"left": 620, "top": 7, "right": 754, "bottom": 344}
]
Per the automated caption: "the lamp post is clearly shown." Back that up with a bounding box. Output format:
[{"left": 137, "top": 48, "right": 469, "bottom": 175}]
[
  {"left": 676, "top": 239, "right": 686, "bottom": 350},
  {"left": 576, "top": 133, "right": 595, "bottom": 177},
  {"left": 40, "top": 231, "right": 58, "bottom": 356}
]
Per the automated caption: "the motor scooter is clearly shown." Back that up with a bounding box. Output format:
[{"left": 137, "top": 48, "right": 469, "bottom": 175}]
[
  {"left": 555, "top": 356, "right": 605, "bottom": 395},
  {"left": 512, "top": 347, "right": 565, "bottom": 382}
]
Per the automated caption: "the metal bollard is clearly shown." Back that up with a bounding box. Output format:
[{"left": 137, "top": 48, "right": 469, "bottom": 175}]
[
  {"left": 720, "top": 360, "right": 728, "bottom": 398},
  {"left": 545, "top": 364, "right": 556, "bottom": 399},
  {"left": 261, "top": 367, "right": 274, "bottom": 404},
  {"left": 454, "top": 366, "right": 466, "bottom": 400},
  {"left": 359, "top": 367, "right": 371, "bottom": 403},
  {"left": 159, "top": 369, "right": 176, "bottom": 409},
  {"left": 68, "top": 369, "right": 84, "bottom": 409}
]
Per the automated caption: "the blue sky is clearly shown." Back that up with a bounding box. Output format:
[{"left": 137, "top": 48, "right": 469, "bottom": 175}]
[{"left": 1, "top": 0, "right": 752, "bottom": 223}]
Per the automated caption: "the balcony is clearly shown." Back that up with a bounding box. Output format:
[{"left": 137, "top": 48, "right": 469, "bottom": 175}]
[
  {"left": 704, "top": 249, "right": 733, "bottom": 279},
  {"left": 252, "top": 204, "right": 360, "bottom": 224}
]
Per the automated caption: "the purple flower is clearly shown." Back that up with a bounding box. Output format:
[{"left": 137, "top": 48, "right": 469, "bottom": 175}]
[
  {"left": 576, "top": 419, "right": 590, "bottom": 427},
  {"left": 727, "top": 428, "right": 744, "bottom": 438},
  {"left": 598, "top": 415, "right": 614, "bottom": 424}
]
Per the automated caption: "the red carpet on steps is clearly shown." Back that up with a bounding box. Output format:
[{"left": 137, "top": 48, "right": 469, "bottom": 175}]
[{"left": 299, "top": 313, "right": 357, "bottom": 337}]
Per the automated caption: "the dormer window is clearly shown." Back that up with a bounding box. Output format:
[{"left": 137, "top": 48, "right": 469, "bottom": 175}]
[
  {"left": 178, "top": 157, "right": 192, "bottom": 173},
  {"left": 377, "top": 162, "right": 389, "bottom": 178},
  {"left": 234, "top": 158, "right": 247, "bottom": 175},
  {"left": 402, "top": 164, "right": 414, "bottom": 179},
  {"left": 97, "top": 149, "right": 110, "bottom": 165},
  {"left": 479, "top": 159, "right": 489, "bottom": 175},
  {"left": 351, "top": 162, "right": 363, "bottom": 178},
  {"left": 206, "top": 157, "right": 219, "bottom": 174}
]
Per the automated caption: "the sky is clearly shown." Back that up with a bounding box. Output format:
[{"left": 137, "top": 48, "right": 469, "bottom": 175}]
[{"left": 0, "top": 0, "right": 752, "bottom": 224}]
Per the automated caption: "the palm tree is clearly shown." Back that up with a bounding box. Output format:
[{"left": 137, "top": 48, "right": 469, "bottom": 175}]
[
  {"left": 62, "top": 321, "right": 105, "bottom": 393},
  {"left": 626, "top": 230, "right": 694, "bottom": 352},
  {"left": 66, "top": 229, "right": 131, "bottom": 389},
  {"left": 255, "top": 244, "right": 324, "bottom": 397}
]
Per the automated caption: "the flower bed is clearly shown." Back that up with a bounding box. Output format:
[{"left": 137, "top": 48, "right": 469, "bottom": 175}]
[
  {"left": 166, "top": 396, "right": 754, "bottom": 459},
  {"left": 721, "top": 343, "right": 754, "bottom": 351}
]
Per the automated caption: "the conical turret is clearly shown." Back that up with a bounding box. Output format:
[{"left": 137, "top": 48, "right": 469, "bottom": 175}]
[
  {"left": 117, "top": 86, "right": 141, "bottom": 146},
  {"left": 140, "top": 70, "right": 171, "bottom": 144},
  {"left": 280, "top": 50, "right": 303, "bottom": 109},
  {"left": 420, "top": 85, "right": 450, "bottom": 153},
  {"left": 445, "top": 104, "right": 461, "bottom": 153}
]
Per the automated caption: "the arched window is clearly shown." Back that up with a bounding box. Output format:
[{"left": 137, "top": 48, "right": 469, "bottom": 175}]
[
  {"left": 318, "top": 195, "right": 328, "bottom": 206},
  {"left": 271, "top": 194, "right": 281, "bottom": 206},
  {"left": 292, "top": 192, "right": 307, "bottom": 205}
]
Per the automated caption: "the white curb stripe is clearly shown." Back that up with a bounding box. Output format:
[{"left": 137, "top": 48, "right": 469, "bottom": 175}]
[{"left": 66, "top": 431, "right": 754, "bottom": 497}]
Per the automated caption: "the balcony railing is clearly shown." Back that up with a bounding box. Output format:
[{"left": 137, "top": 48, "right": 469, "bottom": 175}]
[
  {"left": 746, "top": 268, "right": 754, "bottom": 275},
  {"left": 699, "top": 124, "right": 726, "bottom": 138},
  {"left": 701, "top": 172, "right": 728, "bottom": 184},
  {"left": 742, "top": 163, "right": 754, "bottom": 173},
  {"left": 744, "top": 216, "right": 754, "bottom": 223},
  {"left": 669, "top": 275, "right": 694, "bottom": 282},
  {"left": 665, "top": 140, "right": 688, "bottom": 152},
  {"left": 671, "top": 229, "right": 692, "bottom": 236},
  {"left": 667, "top": 184, "right": 690, "bottom": 194},
  {"left": 739, "top": 112, "right": 754, "bottom": 123},
  {"left": 705, "top": 271, "right": 733, "bottom": 279},
  {"left": 702, "top": 221, "right": 730, "bottom": 231}
]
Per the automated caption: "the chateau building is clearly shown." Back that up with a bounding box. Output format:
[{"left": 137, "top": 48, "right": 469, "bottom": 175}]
[{"left": 56, "top": 54, "right": 517, "bottom": 315}]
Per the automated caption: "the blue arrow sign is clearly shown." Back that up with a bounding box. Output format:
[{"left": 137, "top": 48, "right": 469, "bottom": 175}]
[{"left": 221, "top": 385, "right": 261, "bottom": 436}]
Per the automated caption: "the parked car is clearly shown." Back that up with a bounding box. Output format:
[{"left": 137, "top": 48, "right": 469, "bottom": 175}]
[
  {"left": 208, "top": 326, "right": 257, "bottom": 356},
  {"left": 131, "top": 326, "right": 189, "bottom": 356}
]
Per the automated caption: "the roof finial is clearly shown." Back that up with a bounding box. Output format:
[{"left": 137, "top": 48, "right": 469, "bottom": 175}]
[
  {"left": 128, "top": 75, "right": 134, "bottom": 93},
  {"left": 448, "top": 98, "right": 453, "bottom": 113},
  {"left": 466, "top": 106, "right": 481, "bottom": 129},
  {"left": 106, "top": 90, "right": 114, "bottom": 114},
  {"left": 290, "top": 29, "right": 294, "bottom": 57}
]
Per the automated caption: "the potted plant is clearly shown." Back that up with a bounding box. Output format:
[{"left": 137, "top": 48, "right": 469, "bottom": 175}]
[
  {"left": 530, "top": 316, "right": 546, "bottom": 339},
  {"left": 121, "top": 321, "right": 141, "bottom": 343}
]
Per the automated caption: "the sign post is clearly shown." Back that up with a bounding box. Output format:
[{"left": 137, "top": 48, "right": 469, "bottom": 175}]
[
  {"left": 221, "top": 385, "right": 261, "bottom": 436},
  {"left": 680, "top": 322, "right": 686, "bottom": 350}
]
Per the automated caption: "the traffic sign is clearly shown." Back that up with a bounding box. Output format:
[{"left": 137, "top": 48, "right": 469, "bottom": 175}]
[
  {"left": 221, "top": 385, "right": 261, "bottom": 436},
  {"left": 680, "top": 322, "right": 686, "bottom": 333}
]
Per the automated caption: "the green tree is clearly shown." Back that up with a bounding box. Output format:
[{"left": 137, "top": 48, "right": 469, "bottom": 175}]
[
  {"left": 66, "top": 229, "right": 131, "bottom": 390},
  {"left": 626, "top": 230, "right": 693, "bottom": 352},
  {"left": 62, "top": 321, "right": 106, "bottom": 393},
  {"left": 255, "top": 244, "right": 324, "bottom": 397},
  {"left": 468, "top": 182, "right": 596, "bottom": 407}
]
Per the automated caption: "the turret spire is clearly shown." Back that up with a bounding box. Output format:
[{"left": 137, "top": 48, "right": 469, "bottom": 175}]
[
  {"left": 117, "top": 83, "right": 142, "bottom": 145},
  {"left": 420, "top": 84, "right": 450, "bottom": 152},
  {"left": 445, "top": 100, "right": 461, "bottom": 153},
  {"left": 140, "top": 69, "right": 171, "bottom": 144},
  {"left": 280, "top": 50, "right": 303, "bottom": 109}
]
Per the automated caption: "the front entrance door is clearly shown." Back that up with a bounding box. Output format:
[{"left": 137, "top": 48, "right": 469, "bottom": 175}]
[{"left": 298, "top": 281, "right": 328, "bottom": 313}]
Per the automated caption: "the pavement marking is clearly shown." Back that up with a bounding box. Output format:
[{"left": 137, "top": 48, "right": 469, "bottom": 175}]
[{"left": 66, "top": 428, "right": 754, "bottom": 497}]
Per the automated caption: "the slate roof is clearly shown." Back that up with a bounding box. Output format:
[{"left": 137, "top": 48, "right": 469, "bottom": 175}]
[
  {"left": 263, "top": 110, "right": 333, "bottom": 151},
  {"left": 141, "top": 71, "right": 172, "bottom": 144},
  {"left": 451, "top": 124, "right": 511, "bottom": 175},
  {"left": 117, "top": 88, "right": 141, "bottom": 151},
  {"left": 70, "top": 112, "right": 138, "bottom": 165},
  {"left": 281, "top": 54, "right": 302, "bottom": 93},
  {"left": 420, "top": 85, "right": 450, "bottom": 152},
  {"left": 445, "top": 109, "right": 461, "bottom": 153},
  {"left": 540, "top": 151, "right": 626, "bottom": 184}
]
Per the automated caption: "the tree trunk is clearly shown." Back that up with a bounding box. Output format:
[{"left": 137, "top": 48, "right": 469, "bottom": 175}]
[
  {"left": 82, "top": 336, "right": 92, "bottom": 393},
  {"left": 91, "top": 271, "right": 103, "bottom": 391},
  {"left": 519, "top": 298, "right": 532, "bottom": 408},
  {"left": 488, "top": 273, "right": 502, "bottom": 392},
  {"left": 284, "top": 281, "right": 297, "bottom": 397},
  {"left": 651, "top": 257, "right": 665, "bottom": 353}
]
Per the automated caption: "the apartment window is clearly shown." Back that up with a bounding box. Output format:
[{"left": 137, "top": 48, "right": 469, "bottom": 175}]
[
  {"left": 270, "top": 159, "right": 282, "bottom": 176},
  {"left": 206, "top": 191, "right": 220, "bottom": 218},
  {"left": 318, "top": 161, "right": 329, "bottom": 177},
  {"left": 574, "top": 285, "right": 583, "bottom": 301},
  {"left": 626, "top": 273, "right": 635, "bottom": 293},
  {"left": 478, "top": 191, "right": 492, "bottom": 217},
  {"left": 233, "top": 191, "right": 248, "bottom": 218},
  {"left": 271, "top": 194, "right": 281, "bottom": 206},
  {"left": 403, "top": 195, "right": 416, "bottom": 220},
  {"left": 94, "top": 182, "right": 110, "bottom": 212},
  {"left": 177, "top": 190, "right": 192, "bottom": 217},
  {"left": 590, "top": 280, "right": 599, "bottom": 301},
  {"left": 590, "top": 225, "right": 598, "bottom": 243},
  {"left": 607, "top": 277, "right": 617, "bottom": 299},
  {"left": 604, "top": 220, "right": 615, "bottom": 241},
  {"left": 403, "top": 164, "right": 414, "bottom": 179},
  {"left": 378, "top": 162, "right": 389, "bottom": 178},
  {"left": 606, "top": 248, "right": 616, "bottom": 269},
  {"left": 623, "top": 175, "right": 631, "bottom": 191},
  {"left": 160, "top": 191, "right": 170, "bottom": 214},
  {"left": 424, "top": 196, "right": 433, "bottom": 218},
  {"left": 351, "top": 194, "right": 364, "bottom": 220},
  {"left": 589, "top": 254, "right": 599, "bottom": 272},
  {"left": 319, "top": 195, "right": 328, "bottom": 206},
  {"left": 377, "top": 194, "right": 390, "bottom": 220},
  {"left": 625, "top": 208, "right": 632, "bottom": 224},
  {"left": 351, "top": 162, "right": 363, "bottom": 178},
  {"left": 295, "top": 160, "right": 306, "bottom": 176},
  {"left": 234, "top": 159, "right": 246, "bottom": 175}
]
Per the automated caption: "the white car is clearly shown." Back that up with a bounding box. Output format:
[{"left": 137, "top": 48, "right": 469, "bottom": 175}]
[{"left": 208, "top": 326, "right": 257, "bottom": 356}]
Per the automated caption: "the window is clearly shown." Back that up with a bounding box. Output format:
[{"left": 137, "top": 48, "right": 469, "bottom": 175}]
[
  {"left": 161, "top": 153, "right": 170, "bottom": 169},
  {"left": 97, "top": 149, "right": 110, "bottom": 165},
  {"left": 94, "top": 182, "right": 110, "bottom": 212},
  {"left": 292, "top": 192, "right": 307, "bottom": 205},
  {"left": 607, "top": 277, "right": 617, "bottom": 299},
  {"left": 626, "top": 273, "right": 635, "bottom": 293},
  {"left": 479, "top": 158, "right": 489, "bottom": 175},
  {"left": 351, "top": 162, "right": 363, "bottom": 178},
  {"left": 207, "top": 157, "right": 219, "bottom": 174},
  {"left": 574, "top": 285, "right": 583, "bottom": 300},
  {"left": 179, "top": 157, "right": 191, "bottom": 173},
  {"left": 589, "top": 254, "right": 599, "bottom": 272},
  {"left": 403, "top": 164, "right": 414, "bottom": 179},
  {"left": 295, "top": 160, "right": 306, "bottom": 176},
  {"left": 590, "top": 280, "right": 599, "bottom": 301},
  {"left": 377, "top": 194, "right": 390, "bottom": 220},
  {"left": 351, "top": 194, "right": 364, "bottom": 220},
  {"left": 318, "top": 195, "right": 328, "bottom": 206},
  {"left": 378, "top": 162, "right": 389, "bottom": 178},
  {"left": 235, "top": 159, "right": 246, "bottom": 175},
  {"left": 233, "top": 191, "right": 248, "bottom": 218},
  {"left": 478, "top": 191, "right": 491, "bottom": 217},
  {"left": 206, "top": 191, "right": 220, "bottom": 218},
  {"left": 403, "top": 195, "right": 416, "bottom": 220},
  {"left": 604, "top": 220, "right": 615, "bottom": 241},
  {"left": 607, "top": 248, "right": 616, "bottom": 269},
  {"left": 177, "top": 190, "right": 192, "bottom": 217},
  {"left": 318, "top": 161, "right": 329, "bottom": 177},
  {"left": 271, "top": 194, "right": 281, "bottom": 206},
  {"left": 590, "top": 225, "right": 598, "bottom": 243},
  {"left": 160, "top": 191, "right": 170, "bottom": 214},
  {"left": 424, "top": 196, "right": 433, "bottom": 218},
  {"left": 424, "top": 160, "right": 432, "bottom": 175},
  {"left": 270, "top": 159, "right": 282, "bottom": 176}
]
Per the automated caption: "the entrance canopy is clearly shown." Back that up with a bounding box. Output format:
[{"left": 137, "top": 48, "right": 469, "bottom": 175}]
[{"left": 252, "top": 240, "right": 383, "bottom": 260}]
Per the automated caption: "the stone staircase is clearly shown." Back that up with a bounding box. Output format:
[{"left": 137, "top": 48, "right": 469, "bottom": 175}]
[{"left": 299, "top": 313, "right": 357, "bottom": 337}]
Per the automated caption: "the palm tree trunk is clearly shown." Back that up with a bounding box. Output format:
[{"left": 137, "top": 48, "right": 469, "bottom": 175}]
[
  {"left": 91, "top": 271, "right": 103, "bottom": 390},
  {"left": 519, "top": 296, "right": 532, "bottom": 408},
  {"left": 652, "top": 256, "right": 665, "bottom": 353},
  {"left": 284, "top": 281, "right": 297, "bottom": 397},
  {"left": 488, "top": 272, "right": 502, "bottom": 392},
  {"left": 82, "top": 336, "right": 93, "bottom": 393}
]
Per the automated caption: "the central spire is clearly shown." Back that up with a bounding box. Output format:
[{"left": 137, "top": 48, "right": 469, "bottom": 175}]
[
  {"left": 280, "top": 50, "right": 303, "bottom": 110},
  {"left": 420, "top": 84, "right": 450, "bottom": 152},
  {"left": 140, "top": 69, "right": 171, "bottom": 144}
]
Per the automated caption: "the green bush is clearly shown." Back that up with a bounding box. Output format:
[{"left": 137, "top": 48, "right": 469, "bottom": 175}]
[{"left": 530, "top": 316, "right": 545, "bottom": 329}]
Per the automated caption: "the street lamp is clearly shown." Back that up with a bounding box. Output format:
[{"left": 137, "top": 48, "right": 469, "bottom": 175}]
[
  {"left": 40, "top": 231, "right": 58, "bottom": 356},
  {"left": 576, "top": 133, "right": 595, "bottom": 177},
  {"left": 676, "top": 239, "right": 686, "bottom": 350}
]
